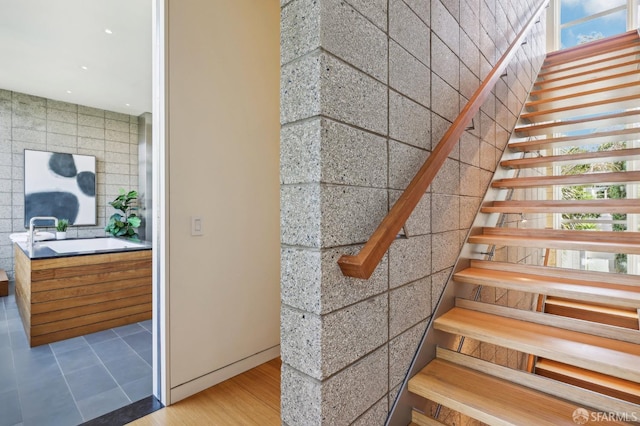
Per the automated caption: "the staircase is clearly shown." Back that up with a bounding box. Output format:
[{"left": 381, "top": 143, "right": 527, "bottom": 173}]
[{"left": 403, "top": 32, "right": 640, "bottom": 425}]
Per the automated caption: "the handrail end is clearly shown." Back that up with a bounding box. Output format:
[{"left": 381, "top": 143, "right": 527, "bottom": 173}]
[{"left": 338, "top": 254, "right": 374, "bottom": 280}]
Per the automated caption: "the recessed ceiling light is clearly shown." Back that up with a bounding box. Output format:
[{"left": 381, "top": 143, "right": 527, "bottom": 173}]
[
  {"left": 66, "top": 90, "right": 72, "bottom": 94},
  {"left": 80, "top": 65, "right": 88, "bottom": 70},
  {"left": 125, "top": 103, "right": 131, "bottom": 107},
  {"left": 104, "top": 28, "right": 113, "bottom": 34}
]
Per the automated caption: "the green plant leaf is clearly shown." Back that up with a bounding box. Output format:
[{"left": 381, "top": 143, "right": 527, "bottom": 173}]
[
  {"left": 105, "top": 189, "right": 141, "bottom": 237},
  {"left": 56, "top": 218, "right": 69, "bottom": 232},
  {"left": 128, "top": 217, "right": 142, "bottom": 227}
]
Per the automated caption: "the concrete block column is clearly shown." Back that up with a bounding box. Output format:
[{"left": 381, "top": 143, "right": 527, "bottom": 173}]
[
  {"left": 280, "top": 0, "right": 393, "bottom": 423},
  {"left": 280, "top": 0, "right": 547, "bottom": 423}
]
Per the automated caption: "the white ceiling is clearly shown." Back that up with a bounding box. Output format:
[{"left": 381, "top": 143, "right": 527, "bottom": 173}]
[{"left": 0, "top": 0, "right": 152, "bottom": 116}]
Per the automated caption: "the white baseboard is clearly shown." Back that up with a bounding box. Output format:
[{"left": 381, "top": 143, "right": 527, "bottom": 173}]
[{"left": 169, "top": 345, "right": 280, "bottom": 404}]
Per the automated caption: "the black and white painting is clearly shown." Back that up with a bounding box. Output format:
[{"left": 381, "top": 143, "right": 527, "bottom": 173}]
[{"left": 24, "top": 150, "right": 97, "bottom": 227}]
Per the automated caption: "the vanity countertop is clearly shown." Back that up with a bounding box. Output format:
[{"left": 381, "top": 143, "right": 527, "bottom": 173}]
[{"left": 15, "top": 237, "right": 152, "bottom": 260}]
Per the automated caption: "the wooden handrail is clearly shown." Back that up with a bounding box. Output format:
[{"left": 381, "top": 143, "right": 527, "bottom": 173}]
[{"left": 338, "top": 0, "right": 550, "bottom": 279}]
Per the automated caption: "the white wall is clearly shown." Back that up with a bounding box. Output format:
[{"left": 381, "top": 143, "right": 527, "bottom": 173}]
[{"left": 164, "top": 0, "right": 280, "bottom": 402}]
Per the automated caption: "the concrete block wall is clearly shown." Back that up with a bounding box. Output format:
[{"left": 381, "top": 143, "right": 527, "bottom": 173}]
[
  {"left": 0, "top": 89, "right": 140, "bottom": 280},
  {"left": 280, "top": 0, "right": 547, "bottom": 424}
]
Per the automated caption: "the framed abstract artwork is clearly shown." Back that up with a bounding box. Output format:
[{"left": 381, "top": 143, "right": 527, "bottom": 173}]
[{"left": 24, "top": 149, "right": 97, "bottom": 227}]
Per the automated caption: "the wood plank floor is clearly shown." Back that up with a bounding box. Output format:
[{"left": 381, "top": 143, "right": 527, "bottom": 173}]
[{"left": 128, "top": 358, "right": 281, "bottom": 425}]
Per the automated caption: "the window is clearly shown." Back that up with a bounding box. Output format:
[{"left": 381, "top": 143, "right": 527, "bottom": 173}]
[{"left": 557, "top": 0, "right": 639, "bottom": 49}]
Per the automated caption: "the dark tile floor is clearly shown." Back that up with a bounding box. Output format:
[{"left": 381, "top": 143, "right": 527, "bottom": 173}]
[{"left": 0, "top": 283, "right": 153, "bottom": 426}]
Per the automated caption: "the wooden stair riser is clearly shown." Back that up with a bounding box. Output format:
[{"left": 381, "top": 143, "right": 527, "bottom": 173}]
[
  {"left": 536, "top": 367, "right": 640, "bottom": 406},
  {"left": 535, "top": 358, "right": 640, "bottom": 405},
  {"left": 544, "top": 297, "right": 639, "bottom": 330},
  {"left": 411, "top": 411, "right": 447, "bottom": 426}
]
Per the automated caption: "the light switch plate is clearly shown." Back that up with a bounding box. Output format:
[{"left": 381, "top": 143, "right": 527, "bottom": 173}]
[{"left": 191, "top": 216, "right": 203, "bottom": 236}]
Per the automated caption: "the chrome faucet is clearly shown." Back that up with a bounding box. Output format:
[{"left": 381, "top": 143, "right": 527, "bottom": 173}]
[{"left": 28, "top": 216, "right": 58, "bottom": 252}]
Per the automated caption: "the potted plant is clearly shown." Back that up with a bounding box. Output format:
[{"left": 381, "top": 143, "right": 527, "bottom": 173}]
[
  {"left": 56, "top": 219, "right": 69, "bottom": 240},
  {"left": 105, "top": 189, "right": 141, "bottom": 239}
]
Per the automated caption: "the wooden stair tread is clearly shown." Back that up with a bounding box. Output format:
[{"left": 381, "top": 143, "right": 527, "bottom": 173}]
[
  {"left": 541, "top": 48, "right": 640, "bottom": 75},
  {"left": 540, "top": 39, "right": 640, "bottom": 75},
  {"left": 481, "top": 199, "right": 640, "bottom": 214},
  {"left": 409, "top": 359, "right": 631, "bottom": 426},
  {"left": 533, "top": 68, "right": 640, "bottom": 95},
  {"left": 454, "top": 267, "right": 640, "bottom": 309},
  {"left": 535, "top": 358, "right": 640, "bottom": 404},
  {"left": 509, "top": 127, "right": 640, "bottom": 152},
  {"left": 538, "top": 57, "right": 640, "bottom": 88},
  {"left": 525, "top": 81, "right": 640, "bottom": 112},
  {"left": 468, "top": 228, "right": 640, "bottom": 255},
  {"left": 469, "top": 260, "right": 640, "bottom": 287},
  {"left": 520, "top": 94, "right": 640, "bottom": 123},
  {"left": 514, "top": 109, "right": 640, "bottom": 138},
  {"left": 492, "top": 171, "right": 640, "bottom": 189},
  {"left": 438, "top": 347, "right": 640, "bottom": 415},
  {"left": 476, "top": 226, "right": 640, "bottom": 242},
  {"left": 458, "top": 298, "right": 640, "bottom": 345},
  {"left": 543, "top": 31, "right": 640, "bottom": 66},
  {"left": 501, "top": 148, "right": 640, "bottom": 169},
  {"left": 433, "top": 307, "right": 640, "bottom": 382}
]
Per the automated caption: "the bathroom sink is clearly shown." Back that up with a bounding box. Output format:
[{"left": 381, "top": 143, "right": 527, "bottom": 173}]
[
  {"left": 41, "top": 238, "right": 146, "bottom": 254},
  {"left": 9, "top": 232, "right": 55, "bottom": 243}
]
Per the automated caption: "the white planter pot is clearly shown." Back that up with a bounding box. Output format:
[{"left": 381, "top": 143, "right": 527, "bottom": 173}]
[{"left": 56, "top": 232, "right": 67, "bottom": 240}]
